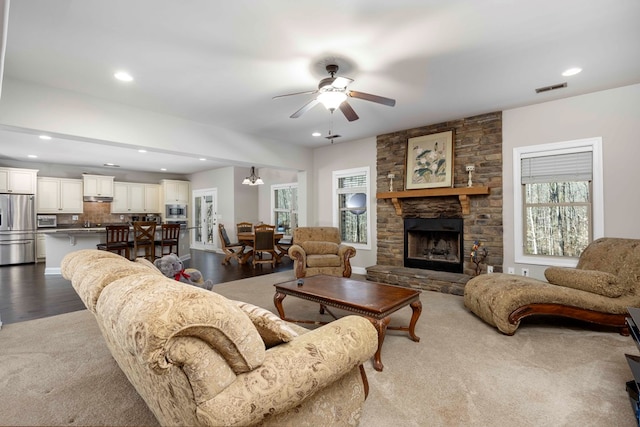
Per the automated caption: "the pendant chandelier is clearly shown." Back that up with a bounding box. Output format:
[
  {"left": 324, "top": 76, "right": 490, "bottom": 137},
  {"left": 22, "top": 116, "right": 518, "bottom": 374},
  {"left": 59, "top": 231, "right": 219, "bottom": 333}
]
[{"left": 242, "top": 166, "right": 264, "bottom": 185}]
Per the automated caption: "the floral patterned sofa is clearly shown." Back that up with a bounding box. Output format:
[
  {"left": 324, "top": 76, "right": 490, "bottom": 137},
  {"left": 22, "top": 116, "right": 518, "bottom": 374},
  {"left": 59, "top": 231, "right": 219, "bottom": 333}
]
[
  {"left": 464, "top": 238, "right": 640, "bottom": 335},
  {"left": 288, "top": 227, "right": 356, "bottom": 279},
  {"left": 61, "top": 249, "right": 378, "bottom": 426}
]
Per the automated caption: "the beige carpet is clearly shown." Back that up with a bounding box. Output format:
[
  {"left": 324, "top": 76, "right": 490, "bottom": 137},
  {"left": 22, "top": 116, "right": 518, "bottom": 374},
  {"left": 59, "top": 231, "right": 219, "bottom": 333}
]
[{"left": 0, "top": 271, "right": 637, "bottom": 426}]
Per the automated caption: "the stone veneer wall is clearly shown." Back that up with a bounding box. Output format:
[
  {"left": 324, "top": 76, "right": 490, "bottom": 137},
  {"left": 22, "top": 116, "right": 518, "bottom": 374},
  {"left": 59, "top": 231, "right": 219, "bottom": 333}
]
[{"left": 376, "top": 111, "right": 503, "bottom": 276}]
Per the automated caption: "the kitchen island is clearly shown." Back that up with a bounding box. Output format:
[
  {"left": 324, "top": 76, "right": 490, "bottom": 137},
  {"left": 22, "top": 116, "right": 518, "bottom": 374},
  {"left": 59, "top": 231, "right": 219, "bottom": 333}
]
[{"left": 39, "top": 225, "right": 190, "bottom": 275}]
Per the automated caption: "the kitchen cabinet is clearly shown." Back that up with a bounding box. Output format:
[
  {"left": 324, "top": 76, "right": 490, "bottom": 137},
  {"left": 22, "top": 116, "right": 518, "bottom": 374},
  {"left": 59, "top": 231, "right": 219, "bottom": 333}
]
[
  {"left": 112, "top": 182, "right": 160, "bottom": 213},
  {"left": 82, "top": 174, "right": 114, "bottom": 198},
  {"left": 161, "top": 179, "right": 190, "bottom": 204},
  {"left": 0, "top": 167, "right": 38, "bottom": 194},
  {"left": 37, "top": 177, "right": 84, "bottom": 213},
  {"left": 36, "top": 234, "right": 46, "bottom": 260}
]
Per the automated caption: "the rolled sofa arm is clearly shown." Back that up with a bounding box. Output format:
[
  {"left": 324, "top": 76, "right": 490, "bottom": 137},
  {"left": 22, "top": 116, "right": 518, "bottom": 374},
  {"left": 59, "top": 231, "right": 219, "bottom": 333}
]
[
  {"left": 198, "top": 315, "right": 378, "bottom": 426},
  {"left": 288, "top": 244, "right": 307, "bottom": 277}
]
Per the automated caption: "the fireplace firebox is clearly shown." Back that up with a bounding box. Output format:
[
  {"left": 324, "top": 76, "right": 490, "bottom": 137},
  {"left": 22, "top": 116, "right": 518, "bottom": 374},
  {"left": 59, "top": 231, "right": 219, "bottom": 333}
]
[{"left": 404, "top": 218, "right": 464, "bottom": 273}]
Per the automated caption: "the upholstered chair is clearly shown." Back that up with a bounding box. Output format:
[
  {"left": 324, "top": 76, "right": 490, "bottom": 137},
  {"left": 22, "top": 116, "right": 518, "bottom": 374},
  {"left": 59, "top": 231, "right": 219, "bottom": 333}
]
[{"left": 288, "top": 227, "right": 356, "bottom": 279}]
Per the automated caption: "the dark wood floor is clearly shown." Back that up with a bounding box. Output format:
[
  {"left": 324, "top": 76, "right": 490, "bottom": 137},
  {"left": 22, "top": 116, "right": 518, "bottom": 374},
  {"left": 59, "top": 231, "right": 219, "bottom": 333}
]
[{"left": 0, "top": 250, "right": 292, "bottom": 325}]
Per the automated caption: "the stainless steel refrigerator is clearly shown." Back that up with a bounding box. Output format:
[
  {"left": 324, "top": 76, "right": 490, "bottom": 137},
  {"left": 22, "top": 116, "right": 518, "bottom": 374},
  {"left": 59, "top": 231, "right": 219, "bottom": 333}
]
[{"left": 0, "top": 194, "right": 36, "bottom": 265}]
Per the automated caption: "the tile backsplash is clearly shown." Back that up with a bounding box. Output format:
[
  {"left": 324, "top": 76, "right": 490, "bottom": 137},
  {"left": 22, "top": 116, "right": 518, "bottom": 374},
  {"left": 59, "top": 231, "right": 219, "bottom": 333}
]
[{"left": 55, "top": 202, "right": 157, "bottom": 226}]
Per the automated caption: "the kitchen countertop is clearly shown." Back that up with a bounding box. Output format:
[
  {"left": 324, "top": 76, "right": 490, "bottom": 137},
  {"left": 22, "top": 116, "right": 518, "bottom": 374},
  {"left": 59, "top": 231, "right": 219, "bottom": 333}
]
[
  {"left": 38, "top": 227, "right": 108, "bottom": 234},
  {"left": 38, "top": 223, "right": 186, "bottom": 234}
]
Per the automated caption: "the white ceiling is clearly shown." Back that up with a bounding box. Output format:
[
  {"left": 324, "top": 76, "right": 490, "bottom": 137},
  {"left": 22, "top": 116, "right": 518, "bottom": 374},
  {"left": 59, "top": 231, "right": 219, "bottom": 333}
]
[{"left": 1, "top": 0, "right": 639, "bottom": 174}]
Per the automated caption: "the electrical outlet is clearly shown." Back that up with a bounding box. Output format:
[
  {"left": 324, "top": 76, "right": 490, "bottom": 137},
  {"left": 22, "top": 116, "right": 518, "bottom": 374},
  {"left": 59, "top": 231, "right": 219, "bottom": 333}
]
[
  {"left": 487, "top": 265, "right": 494, "bottom": 273},
  {"left": 72, "top": 215, "right": 78, "bottom": 220},
  {"left": 507, "top": 267, "right": 515, "bottom": 274},
  {"left": 521, "top": 268, "right": 529, "bottom": 277}
]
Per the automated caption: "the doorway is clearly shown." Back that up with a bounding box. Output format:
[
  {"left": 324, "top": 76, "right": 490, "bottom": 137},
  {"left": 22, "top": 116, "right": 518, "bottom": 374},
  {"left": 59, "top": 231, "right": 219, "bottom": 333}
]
[{"left": 192, "top": 188, "right": 218, "bottom": 251}]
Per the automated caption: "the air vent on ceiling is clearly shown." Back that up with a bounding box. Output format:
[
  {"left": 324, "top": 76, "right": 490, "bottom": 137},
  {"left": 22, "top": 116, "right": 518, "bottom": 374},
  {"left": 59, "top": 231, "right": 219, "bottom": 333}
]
[{"left": 535, "top": 82, "right": 567, "bottom": 94}]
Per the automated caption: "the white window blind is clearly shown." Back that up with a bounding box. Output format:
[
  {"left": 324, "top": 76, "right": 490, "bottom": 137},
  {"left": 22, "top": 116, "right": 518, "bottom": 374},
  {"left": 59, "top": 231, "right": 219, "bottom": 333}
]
[{"left": 521, "top": 151, "right": 593, "bottom": 184}]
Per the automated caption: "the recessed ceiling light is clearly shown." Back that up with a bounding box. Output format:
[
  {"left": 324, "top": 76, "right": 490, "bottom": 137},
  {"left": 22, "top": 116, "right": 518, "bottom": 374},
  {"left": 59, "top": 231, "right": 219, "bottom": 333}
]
[
  {"left": 312, "top": 132, "right": 322, "bottom": 137},
  {"left": 199, "top": 158, "right": 206, "bottom": 161},
  {"left": 28, "top": 154, "right": 38, "bottom": 158},
  {"left": 39, "top": 135, "right": 52, "bottom": 140},
  {"left": 562, "top": 67, "right": 582, "bottom": 77},
  {"left": 138, "top": 149, "right": 147, "bottom": 153},
  {"left": 114, "top": 71, "right": 134, "bottom": 82},
  {"left": 160, "top": 168, "right": 167, "bottom": 171}
]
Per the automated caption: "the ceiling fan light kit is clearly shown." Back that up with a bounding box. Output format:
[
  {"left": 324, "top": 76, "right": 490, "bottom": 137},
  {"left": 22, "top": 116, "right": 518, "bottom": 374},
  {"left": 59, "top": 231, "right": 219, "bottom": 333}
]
[
  {"left": 242, "top": 166, "right": 264, "bottom": 185},
  {"left": 273, "top": 63, "right": 396, "bottom": 122},
  {"left": 317, "top": 91, "right": 347, "bottom": 111}
]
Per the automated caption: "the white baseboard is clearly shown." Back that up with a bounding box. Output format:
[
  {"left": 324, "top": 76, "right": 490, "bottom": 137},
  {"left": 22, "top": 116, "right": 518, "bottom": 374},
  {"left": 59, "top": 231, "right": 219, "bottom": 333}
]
[
  {"left": 352, "top": 266, "right": 366, "bottom": 276},
  {"left": 45, "top": 267, "right": 62, "bottom": 275}
]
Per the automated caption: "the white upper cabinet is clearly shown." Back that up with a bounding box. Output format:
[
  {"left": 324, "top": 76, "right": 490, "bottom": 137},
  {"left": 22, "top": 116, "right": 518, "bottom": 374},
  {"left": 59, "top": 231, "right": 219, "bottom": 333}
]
[
  {"left": 0, "top": 167, "right": 38, "bottom": 194},
  {"left": 161, "top": 179, "right": 190, "bottom": 204},
  {"left": 37, "top": 177, "right": 83, "bottom": 213},
  {"left": 112, "top": 182, "right": 160, "bottom": 213},
  {"left": 83, "top": 174, "right": 114, "bottom": 197}
]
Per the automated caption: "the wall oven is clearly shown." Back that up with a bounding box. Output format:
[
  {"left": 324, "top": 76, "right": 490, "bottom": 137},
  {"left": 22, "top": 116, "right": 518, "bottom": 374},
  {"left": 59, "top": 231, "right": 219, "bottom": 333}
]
[{"left": 165, "top": 204, "right": 187, "bottom": 220}]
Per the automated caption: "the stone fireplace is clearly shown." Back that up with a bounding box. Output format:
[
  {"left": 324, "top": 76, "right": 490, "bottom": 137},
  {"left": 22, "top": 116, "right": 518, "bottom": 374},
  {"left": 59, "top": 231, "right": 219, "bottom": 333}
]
[
  {"left": 404, "top": 218, "right": 463, "bottom": 273},
  {"left": 367, "top": 111, "right": 504, "bottom": 295}
]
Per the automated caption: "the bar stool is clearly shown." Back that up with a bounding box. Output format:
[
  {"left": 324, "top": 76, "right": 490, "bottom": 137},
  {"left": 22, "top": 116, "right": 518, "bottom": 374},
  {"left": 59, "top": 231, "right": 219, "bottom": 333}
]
[
  {"left": 130, "top": 221, "right": 157, "bottom": 262},
  {"left": 97, "top": 225, "right": 130, "bottom": 259},
  {"left": 155, "top": 223, "right": 181, "bottom": 258}
]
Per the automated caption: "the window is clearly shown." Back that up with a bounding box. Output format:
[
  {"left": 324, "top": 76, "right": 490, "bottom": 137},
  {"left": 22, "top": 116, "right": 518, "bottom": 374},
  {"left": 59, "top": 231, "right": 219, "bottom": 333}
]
[
  {"left": 271, "top": 183, "right": 297, "bottom": 237},
  {"left": 514, "top": 138, "right": 603, "bottom": 267},
  {"left": 333, "top": 167, "right": 370, "bottom": 249}
]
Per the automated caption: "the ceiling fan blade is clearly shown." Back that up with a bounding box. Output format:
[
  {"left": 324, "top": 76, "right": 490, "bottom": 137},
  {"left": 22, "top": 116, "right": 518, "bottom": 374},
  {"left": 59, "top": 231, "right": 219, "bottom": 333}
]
[
  {"left": 331, "top": 76, "right": 353, "bottom": 89},
  {"left": 348, "top": 90, "right": 396, "bottom": 107},
  {"left": 290, "top": 99, "right": 320, "bottom": 118},
  {"left": 339, "top": 101, "right": 359, "bottom": 122},
  {"left": 272, "top": 90, "right": 318, "bottom": 100}
]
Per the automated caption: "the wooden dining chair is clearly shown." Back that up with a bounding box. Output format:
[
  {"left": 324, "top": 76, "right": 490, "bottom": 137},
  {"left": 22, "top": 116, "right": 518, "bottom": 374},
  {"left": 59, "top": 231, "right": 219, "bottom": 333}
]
[
  {"left": 218, "top": 224, "right": 245, "bottom": 265},
  {"left": 97, "top": 225, "right": 130, "bottom": 259},
  {"left": 131, "top": 221, "right": 157, "bottom": 262},
  {"left": 155, "top": 223, "right": 181, "bottom": 257},
  {"left": 252, "top": 224, "right": 277, "bottom": 269},
  {"left": 236, "top": 222, "right": 253, "bottom": 234}
]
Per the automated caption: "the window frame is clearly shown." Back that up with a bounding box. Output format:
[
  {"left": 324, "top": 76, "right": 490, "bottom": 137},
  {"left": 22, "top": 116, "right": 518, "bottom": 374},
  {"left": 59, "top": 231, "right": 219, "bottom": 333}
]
[
  {"left": 270, "top": 182, "right": 298, "bottom": 238},
  {"left": 513, "top": 137, "right": 604, "bottom": 267},
  {"left": 332, "top": 166, "right": 371, "bottom": 250}
]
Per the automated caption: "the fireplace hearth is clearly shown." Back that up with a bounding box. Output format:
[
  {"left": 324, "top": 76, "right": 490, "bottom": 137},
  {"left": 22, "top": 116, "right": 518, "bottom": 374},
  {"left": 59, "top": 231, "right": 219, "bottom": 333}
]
[{"left": 404, "top": 218, "right": 464, "bottom": 273}]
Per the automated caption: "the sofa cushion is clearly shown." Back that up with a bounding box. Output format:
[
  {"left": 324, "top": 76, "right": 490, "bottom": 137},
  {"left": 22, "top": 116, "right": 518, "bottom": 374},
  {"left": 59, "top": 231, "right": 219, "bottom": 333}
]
[
  {"left": 307, "top": 254, "right": 342, "bottom": 268},
  {"left": 233, "top": 300, "right": 299, "bottom": 348},
  {"left": 300, "top": 241, "right": 339, "bottom": 255},
  {"left": 544, "top": 267, "right": 627, "bottom": 298}
]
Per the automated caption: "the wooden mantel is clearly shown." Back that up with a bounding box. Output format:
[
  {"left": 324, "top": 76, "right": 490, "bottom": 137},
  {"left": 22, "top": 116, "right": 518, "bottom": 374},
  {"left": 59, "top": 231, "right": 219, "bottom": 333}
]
[{"left": 376, "top": 186, "right": 490, "bottom": 215}]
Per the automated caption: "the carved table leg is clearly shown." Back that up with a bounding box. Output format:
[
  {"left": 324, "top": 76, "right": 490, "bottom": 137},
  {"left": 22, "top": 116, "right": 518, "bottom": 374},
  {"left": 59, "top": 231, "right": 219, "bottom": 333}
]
[
  {"left": 273, "top": 292, "right": 287, "bottom": 319},
  {"left": 408, "top": 300, "right": 422, "bottom": 342},
  {"left": 369, "top": 316, "right": 391, "bottom": 372}
]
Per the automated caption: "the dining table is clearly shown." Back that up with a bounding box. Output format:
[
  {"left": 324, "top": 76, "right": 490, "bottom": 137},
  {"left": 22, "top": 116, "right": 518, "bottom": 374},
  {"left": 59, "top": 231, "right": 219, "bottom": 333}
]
[{"left": 237, "top": 231, "right": 285, "bottom": 263}]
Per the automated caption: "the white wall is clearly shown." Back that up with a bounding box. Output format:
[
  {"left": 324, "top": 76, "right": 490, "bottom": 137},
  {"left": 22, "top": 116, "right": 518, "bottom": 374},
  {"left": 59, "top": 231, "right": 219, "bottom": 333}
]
[
  {"left": 313, "top": 137, "right": 378, "bottom": 274},
  {"left": 503, "top": 83, "right": 640, "bottom": 279},
  {"left": 0, "top": 78, "right": 314, "bottom": 172}
]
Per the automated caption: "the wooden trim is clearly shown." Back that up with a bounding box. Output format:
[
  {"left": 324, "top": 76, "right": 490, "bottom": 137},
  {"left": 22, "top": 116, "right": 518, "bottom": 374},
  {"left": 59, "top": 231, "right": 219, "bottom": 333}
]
[
  {"left": 508, "top": 303, "right": 629, "bottom": 336},
  {"left": 376, "top": 186, "right": 490, "bottom": 215}
]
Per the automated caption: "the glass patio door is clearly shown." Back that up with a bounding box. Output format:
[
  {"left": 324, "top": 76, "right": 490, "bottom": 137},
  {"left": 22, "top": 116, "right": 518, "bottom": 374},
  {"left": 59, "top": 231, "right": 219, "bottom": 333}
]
[{"left": 192, "top": 188, "right": 218, "bottom": 251}]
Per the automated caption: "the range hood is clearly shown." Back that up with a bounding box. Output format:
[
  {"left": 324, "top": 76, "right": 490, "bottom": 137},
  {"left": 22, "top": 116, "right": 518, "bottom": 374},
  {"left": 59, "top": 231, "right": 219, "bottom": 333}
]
[{"left": 83, "top": 195, "right": 113, "bottom": 202}]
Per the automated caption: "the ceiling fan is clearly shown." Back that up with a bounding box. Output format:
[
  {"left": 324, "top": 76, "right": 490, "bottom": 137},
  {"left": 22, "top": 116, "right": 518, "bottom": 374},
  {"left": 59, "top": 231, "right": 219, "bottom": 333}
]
[{"left": 273, "top": 64, "right": 396, "bottom": 122}]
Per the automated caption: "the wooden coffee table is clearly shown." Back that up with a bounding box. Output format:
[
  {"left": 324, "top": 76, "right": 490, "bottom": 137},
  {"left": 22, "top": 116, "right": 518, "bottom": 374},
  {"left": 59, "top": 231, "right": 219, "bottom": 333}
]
[{"left": 273, "top": 274, "right": 422, "bottom": 371}]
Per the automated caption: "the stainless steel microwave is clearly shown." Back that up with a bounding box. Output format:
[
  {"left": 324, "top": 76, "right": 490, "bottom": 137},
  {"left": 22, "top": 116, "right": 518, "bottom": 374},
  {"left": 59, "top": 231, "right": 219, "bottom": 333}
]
[
  {"left": 37, "top": 214, "right": 57, "bottom": 228},
  {"left": 165, "top": 204, "right": 187, "bottom": 219}
]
